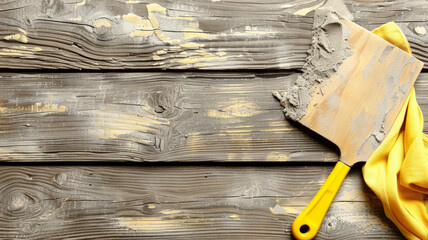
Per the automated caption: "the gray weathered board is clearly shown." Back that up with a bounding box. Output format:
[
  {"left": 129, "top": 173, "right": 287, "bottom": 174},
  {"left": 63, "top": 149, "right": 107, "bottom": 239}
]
[
  {"left": 0, "top": 72, "right": 427, "bottom": 162},
  {"left": 0, "top": 0, "right": 426, "bottom": 70},
  {"left": 0, "top": 0, "right": 426, "bottom": 239},
  {"left": 0, "top": 165, "right": 404, "bottom": 239}
]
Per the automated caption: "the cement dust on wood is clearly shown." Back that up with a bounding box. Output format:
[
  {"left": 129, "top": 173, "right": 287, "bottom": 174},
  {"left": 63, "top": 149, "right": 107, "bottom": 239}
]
[{"left": 273, "top": 8, "right": 352, "bottom": 121}]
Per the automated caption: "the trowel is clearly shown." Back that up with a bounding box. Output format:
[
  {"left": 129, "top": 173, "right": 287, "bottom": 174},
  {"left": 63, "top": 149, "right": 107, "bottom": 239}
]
[{"left": 274, "top": 8, "right": 423, "bottom": 240}]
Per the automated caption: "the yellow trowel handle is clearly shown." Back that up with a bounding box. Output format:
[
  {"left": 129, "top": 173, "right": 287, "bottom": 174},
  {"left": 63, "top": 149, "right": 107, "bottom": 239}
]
[{"left": 292, "top": 161, "right": 351, "bottom": 240}]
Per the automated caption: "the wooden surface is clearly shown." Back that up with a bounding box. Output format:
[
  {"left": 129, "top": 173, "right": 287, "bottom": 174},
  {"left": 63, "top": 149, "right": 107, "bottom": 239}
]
[
  {"left": 0, "top": 0, "right": 426, "bottom": 239},
  {"left": 0, "top": 164, "right": 404, "bottom": 239},
  {"left": 0, "top": 0, "right": 426, "bottom": 70},
  {"left": 0, "top": 72, "right": 427, "bottom": 163}
]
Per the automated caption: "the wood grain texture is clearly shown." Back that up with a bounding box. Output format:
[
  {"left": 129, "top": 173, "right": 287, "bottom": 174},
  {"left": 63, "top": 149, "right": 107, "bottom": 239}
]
[
  {"left": 0, "top": 0, "right": 426, "bottom": 70},
  {"left": 0, "top": 71, "right": 427, "bottom": 162},
  {"left": 0, "top": 164, "right": 404, "bottom": 239}
]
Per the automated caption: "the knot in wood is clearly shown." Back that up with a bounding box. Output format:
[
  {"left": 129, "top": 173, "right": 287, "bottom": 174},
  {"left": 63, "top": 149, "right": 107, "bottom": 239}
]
[
  {"left": 6, "top": 192, "right": 30, "bottom": 212},
  {"left": 93, "top": 21, "right": 114, "bottom": 40},
  {"left": 148, "top": 85, "right": 182, "bottom": 118},
  {"left": 54, "top": 172, "right": 67, "bottom": 185}
]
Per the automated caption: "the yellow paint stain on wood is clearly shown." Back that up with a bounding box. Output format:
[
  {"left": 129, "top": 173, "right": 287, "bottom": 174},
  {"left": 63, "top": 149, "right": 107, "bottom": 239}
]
[
  {"left": 169, "top": 48, "right": 228, "bottom": 65},
  {"left": 147, "top": 204, "right": 156, "bottom": 209},
  {"left": 160, "top": 209, "right": 182, "bottom": 214},
  {"left": 122, "top": 13, "right": 154, "bottom": 38},
  {"left": 207, "top": 102, "right": 261, "bottom": 119},
  {"left": 415, "top": 26, "right": 426, "bottom": 35},
  {"left": 147, "top": 10, "right": 160, "bottom": 29},
  {"left": 75, "top": 0, "right": 86, "bottom": 9},
  {"left": 156, "top": 49, "right": 168, "bottom": 55},
  {"left": 122, "top": 13, "right": 152, "bottom": 29},
  {"left": 0, "top": 103, "right": 67, "bottom": 113},
  {"left": 2, "top": 49, "right": 29, "bottom": 54},
  {"left": 281, "top": 3, "right": 295, "bottom": 8},
  {"left": 4, "top": 33, "right": 28, "bottom": 43},
  {"left": 0, "top": 46, "right": 42, "bottom": 56},
  {"left": 188, "top": 22, "right": 199, "bottom": 28},
  {"left": 293, "top": 0, "right": 325, "bottom": 16},
  {"left": 180, "top": 42, "right": 205, "bottom": 49},
  {"left": 179, "top": 51, "right": 188, "bottom": 57},
  {"left": 93, "top": 107, "right": 170, "bottom": 141},
  {"left": 229, "top": 214, "right": 240, "bottom": 220},
  {"left": 99, "top": 116, "right": 161, "bottom": 131},
  {"left": 11, "top": 46, "right": 42, "bottom": 51},
  {"left": 137, "top": 3, "right": 224, "bottom": 64},
  {"left": 323, "top": 156, "right": 338, "bottom": 161},
  {"left": 130, "top": 30, "right": 154, "bottom": 38},
  {"left": 123, "top": 4, "right": 197, "bottom": 43},
  {"left": 146, "top": 3, "right": 167, "bottom": 14},
  {"left": 0, "top": 52, "right": 23, "bottom": 56},
  {"left": 93, "top": 19, "right": 111, "bottom": 28},
  {"left": 267, "top": 121, "right": 287, "bottom": 127},
  {"left": 17, "top": 28, "right": 27, "bottom": 35},
  {"left": 183, "top": 28, "right": 213, "bottom": 40},
  {"left": 152, "top": 55, "right": 162, "bottom": 60},
  {"left": 185, "top": 132, "right": 200, "bottom": 137},
  {"left": 146, "top": 3, "right": 183, "bottom": 35},
  {"left": 58, "top": 106, "right": 68, "bottom": 112},
  {"left": 117, "top": 217, "right": 168, "bottom": 231},
  {"left": 206, "top": 110, "right": 229, "bottom": 119},
  {"left": 216, "top": 51, "right": 227, "bottom": 56},
  {"left": 265, "top": 152, "right": 290, "bottom": 162},
  {"left": 155, "top": 30, "right": 181, "bottom": 44}
]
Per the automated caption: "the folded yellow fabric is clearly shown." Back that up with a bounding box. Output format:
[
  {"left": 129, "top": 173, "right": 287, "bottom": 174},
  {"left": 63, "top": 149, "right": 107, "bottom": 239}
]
[{"left": 363, "top": 22, "right": 428, "bottom": 240}]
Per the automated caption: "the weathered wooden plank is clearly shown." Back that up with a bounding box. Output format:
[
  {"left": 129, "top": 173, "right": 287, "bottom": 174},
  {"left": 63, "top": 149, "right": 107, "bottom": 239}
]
[
  {"left": 0, "top": 164, "right": 403, "bottom": 239},
  {"left": 0, "top": 72, "right": 427, "bottom": 162},
  {"left": 0, "top": 0, "right": 426, "bottom": 70}
]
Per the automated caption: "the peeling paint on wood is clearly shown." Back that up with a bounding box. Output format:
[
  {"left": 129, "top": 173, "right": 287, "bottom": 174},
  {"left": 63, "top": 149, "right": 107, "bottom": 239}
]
[{"left": 0, "top": 0, "right": 426, "bottom": 69}]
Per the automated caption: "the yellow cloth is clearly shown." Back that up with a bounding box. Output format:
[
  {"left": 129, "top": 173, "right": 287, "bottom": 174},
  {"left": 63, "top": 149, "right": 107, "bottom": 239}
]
[{"left": 363, "top": 22, "right": 428, "bottom": 240}]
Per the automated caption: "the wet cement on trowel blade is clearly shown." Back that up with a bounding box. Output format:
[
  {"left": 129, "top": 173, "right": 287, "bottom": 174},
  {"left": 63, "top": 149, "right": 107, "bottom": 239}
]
[
  {"left": 273, "top": 7, "right": 352, "bottom": 121},
  {"left": 356, "top": 52, "right": 416, "bottom": 156}
]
